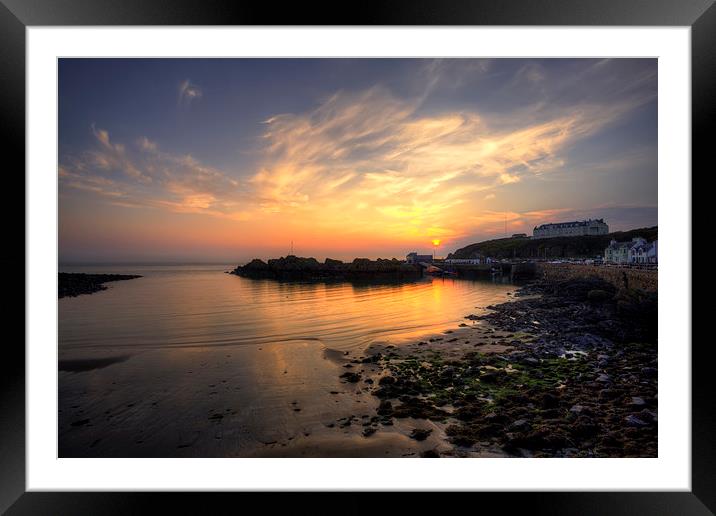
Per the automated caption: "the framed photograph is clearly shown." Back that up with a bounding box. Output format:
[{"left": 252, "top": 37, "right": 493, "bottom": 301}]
[{"left": 3, "top": 0, "right": 711, "bottom": 513}]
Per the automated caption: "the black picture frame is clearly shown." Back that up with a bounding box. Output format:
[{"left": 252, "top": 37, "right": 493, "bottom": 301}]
[{"left": 1, "top": 0, "right": 710, "bottom": 513}]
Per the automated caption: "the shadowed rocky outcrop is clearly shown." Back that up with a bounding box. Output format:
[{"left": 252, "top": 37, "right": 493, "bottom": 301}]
[
  {"left": 59, "top": 273, "right": 142, "bottom": 298},
  {"left": 231, "top": 255, "right": 423, "bottom": 282}
]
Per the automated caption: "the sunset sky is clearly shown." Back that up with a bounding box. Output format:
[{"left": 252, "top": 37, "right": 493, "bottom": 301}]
[{"left": 59, "top": 58, "right": 657, "bottom": 263}]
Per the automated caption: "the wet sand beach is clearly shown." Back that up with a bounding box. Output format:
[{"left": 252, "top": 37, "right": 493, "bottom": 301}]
[
  {"left": 59, "top": 264, "right": 514, "bottom": 457},
  {"left": 60, "top": 265, "right": 656, "bottom": 458}
]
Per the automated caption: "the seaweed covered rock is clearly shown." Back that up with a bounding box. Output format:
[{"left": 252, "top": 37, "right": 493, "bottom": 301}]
[{"left": 359, "top": 274, "right": 658, "bottom": 458}]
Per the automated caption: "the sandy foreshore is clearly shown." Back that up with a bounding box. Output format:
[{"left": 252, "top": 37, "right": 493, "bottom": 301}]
[
  {"left": 59, "top": 274, "right": 656, "bottom": 458},
  {"left": 331, "top": 275, "right": 658, "bottom": 458},
  {"left": 58, "top": 272, "right": 513, "bottom": 458}
]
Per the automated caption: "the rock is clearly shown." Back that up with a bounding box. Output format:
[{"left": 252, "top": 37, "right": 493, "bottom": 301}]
[
  {"left": 377, "top": 400, "right": 393, "bottom": 416},
  {"left": 630, "top": 397, "right": 646, "bottom": 407},
  {"left": 572, "top": 333, "right": 613, "bottom": 350},
  {"left": 234, "top": 255, "right": 422, "bottom": 281},
  {"left": 378, "top": 376, "right": 396, "bottom": 386},
  {"left": 508, "top": 419, "right": 531, "bottom": 432},
  {"left": 637, "top": 409, "right": 657, "bottom": 423},
  {"left": 598, "top": 389, "right": 620, "bottom": 401},
  {"left": 420, "top": 449, "right": 440, "bottom": 458},
  {"left": 541, "top": 393, "right": 559, "bottom": 409},
  {"left": 410, "top": 428, "right": 433, "bottom": 441},
  {"left": 243, "top": 258, "right": 269, "bottom": 270},
  {"left": 441, "top": 366, "right": 456, "bottom": 378},
  {"left": 571, "top": 416, "right": 599, "bottom": 437},
  {"left": 587, "top": 289, "right": 611, "bottom": 303},
  {"left": 540, "top": 408, "right": 560, "bottom": 419},
  {"left": 59, "top": 273, "right": 142, "bottom": 299},
  {"left": 361, "top": 354, "right": 382, "bottom": 363},
  {"left": 569, "top": 404, "right": 586, "bottom": 415},
  {"left": 641, "top": 367, "right": 657, "bottom": 378},
  {"left": 480, "top": 370, "right": 503, "bottom": 384},
  {"left": 339, "top": 372, "right": 361, "bottom": 383},
  {"left": 625, "top": 414, "right": 649, "bottom": 427},
  {"left": 596, "top": 374, "right": 611, "bottom": 383},
  {"left": 362, "top": 427, "right": 377, "bottom": 437}
]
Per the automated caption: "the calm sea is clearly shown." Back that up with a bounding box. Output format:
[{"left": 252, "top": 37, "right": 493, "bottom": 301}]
[
  {"left": 59, "top": 264, "right": 514, "bottom": 357},
  {"left": 59, "top": 263, "right": 515, "bottom": 457}
]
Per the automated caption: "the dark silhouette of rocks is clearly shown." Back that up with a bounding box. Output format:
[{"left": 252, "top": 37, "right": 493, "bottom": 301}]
[
  {"left": 231, "top": 255, "right": 422, "bottom": 282},
  {"left": 59, "top": 273, "right": 142, "bottom": 298}
]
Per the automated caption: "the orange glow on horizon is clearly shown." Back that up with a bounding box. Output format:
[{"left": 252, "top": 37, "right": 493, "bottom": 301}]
[{"left": 58, "top": 71, "right": 656, "bottom": 262}]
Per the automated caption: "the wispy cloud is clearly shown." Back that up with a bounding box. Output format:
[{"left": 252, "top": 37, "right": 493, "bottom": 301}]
[
  {"left": 178, "top": 79, "right": 202, "bottom": 106},
  {"left": 60, "top": 127, "right": 251, "bottom": 220},
  {"left": 60, "top": 60, "right": 656, "bottom": 253},
  {"left": 245, "top": 82, "right": 651, "bottom": 243}
]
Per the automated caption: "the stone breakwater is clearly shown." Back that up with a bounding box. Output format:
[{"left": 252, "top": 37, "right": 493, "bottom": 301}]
[
  {"left": 59, "top": 273, "right": 142, "bottom": 299},
  {"left": 333, "top": 276, "right": 657, "bottom": 458},
  {"left": 537, "top": 262, "right": 657, "bottom": 292},
  {"left": 231, "top": 255, "right": 423, "bottom": 282}
]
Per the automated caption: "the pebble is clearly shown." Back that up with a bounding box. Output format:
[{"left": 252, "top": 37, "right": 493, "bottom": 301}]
[{"left": 625, "top": 415, "right": 649, "bottom": 427}]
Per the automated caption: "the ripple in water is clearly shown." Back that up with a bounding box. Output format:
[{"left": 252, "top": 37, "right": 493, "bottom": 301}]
[{"left": 59, "top": 264, "right": 515, "bottom": 357}]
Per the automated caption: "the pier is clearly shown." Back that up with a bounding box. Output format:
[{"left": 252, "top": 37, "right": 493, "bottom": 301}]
[{"left": 420, "top": 261, "right": 537, "bottom": 281}]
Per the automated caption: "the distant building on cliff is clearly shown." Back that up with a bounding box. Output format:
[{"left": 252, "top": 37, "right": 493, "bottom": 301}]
[
  {"left": 533, "top": 219, "right": 609, "bottom": 239},
  {"left": 604, "top": 237, "right": 658, "bottom": 264},
  {"left": 406, "top": 252, "right": 433, "bottom": 264}
]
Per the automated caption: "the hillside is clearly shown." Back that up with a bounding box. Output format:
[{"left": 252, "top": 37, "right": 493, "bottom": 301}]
[{"left": 448, "top": 226, "right": 658, "bottom": 260}]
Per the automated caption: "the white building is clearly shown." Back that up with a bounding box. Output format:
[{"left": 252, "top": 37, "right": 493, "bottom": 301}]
[
  {"left": 604, "top": 237, "right": 657, "bottom": 264},
  {"left": 533, "top": 219, "right": 609, "bottom": 239},
  {"left": 648, "top": 240, "right": 658, "bottom": 263}
]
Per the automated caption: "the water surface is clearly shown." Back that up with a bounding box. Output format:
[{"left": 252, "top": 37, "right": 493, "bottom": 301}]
[
  {"left": 59, "top": 264, "right": 514, "bottom": 457},
  {"left": 59, "top": 264, "right": 514, "bottom": 356}
]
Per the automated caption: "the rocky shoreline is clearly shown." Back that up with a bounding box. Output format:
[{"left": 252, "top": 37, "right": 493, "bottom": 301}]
[
  {"left": 332, "top": 275, "right": 657, "bottom": 457},
  {"left": 59, "top": 273, "right": 142, "bottom": 298},
  {"left": 231, "top": 255, "right": 422, "bottom": 282}
]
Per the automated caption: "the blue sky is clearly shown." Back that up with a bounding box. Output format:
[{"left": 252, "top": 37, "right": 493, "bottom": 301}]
[{"left": 59, "top": 58, "right": 657, "bottom": 263}]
